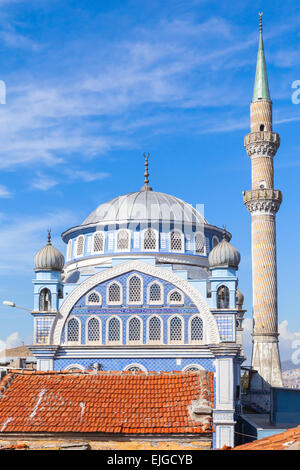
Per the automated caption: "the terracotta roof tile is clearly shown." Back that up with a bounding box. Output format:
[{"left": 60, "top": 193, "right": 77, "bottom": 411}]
[
  {"left": 0, "top": 370, "right": 214, "bottom": 436},
  {"left": 234, "top": 425, "right": 300, "bottom": 450}
]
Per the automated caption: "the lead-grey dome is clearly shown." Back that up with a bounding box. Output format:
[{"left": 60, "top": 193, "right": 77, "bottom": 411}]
[
  {"left": 82, "top": 191, "right": 208, "bottom": 226},
  {"left": 208, "top": 236, "right": 240, "bottom": 269},
  {"left": 34, "top": 233, "right": 65, "bottom": 272}
]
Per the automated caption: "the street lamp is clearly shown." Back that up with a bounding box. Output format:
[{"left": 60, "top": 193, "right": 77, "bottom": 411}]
[{"left": 3, "top": 301, "right": 31, "bottom": 312}]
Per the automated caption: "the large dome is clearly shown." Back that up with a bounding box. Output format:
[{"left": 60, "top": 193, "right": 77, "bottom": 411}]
[{"left": 82, "top": 190, "right": 208, "bottom": 227}]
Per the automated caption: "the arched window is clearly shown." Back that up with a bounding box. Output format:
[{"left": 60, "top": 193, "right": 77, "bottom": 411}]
[
  {"left": 86, "top": 290, "right": 102, "bottom": 306},
  {"left": 170, "top": 230, "right": 184, "bottom": 252},
  {"left": 107, "top": 282, "right": 122, "bottom": 305},
  {"left": 167, "top": 289, "right": 184, "bottom": 305},
  {"left": 92, "top": 232, "right": 104, "bottom": 254},
  {"left": 260, "top": 124, "right": 265, "bottom": 131},
  {"left": 217, "top": 285, "right": 230, "bottom": 308},
  {"left": 212, "top": 236, "right": 219, "bottom": 249},
  {"left": 148, "top": 316, "right": 162, "bottom": 343},
  {"left": 116, "top": 230, "right": 130, "bottom": 251},
  {"left": 107, "top": 317, "right": 121, "bottom": 343},
  {"left": 76, "top": 235, "right": 84, "bottom": 257},
  {"left": 67, "top": 318, "right": 80, "bottom": 343},
  {"left": 87, "top": 317, "right": 101, "bottom": 343},
  {"left": 39, "top": 288, "right": 51, "bottom": 311},
  {"left": 66, "top": 239, "right": 72, "bottom": 261},
  {"left": 169, "top": 316, "right": 184, "bottom": 343},
  {"left": 124, "top": 363, "right": 147, "bottom": 372},
  {"left": 128, "top": 275, "right": 143, "bottom": 304},
  {"left": 183, "top": 364, "right": 203, "bottom": 372},
  {"left": 143, "top": 229, "right": 157, "bottom": 251},
  {"left": 190, "top": 316, "right": 204, "bottom": 342},
  {"left": 194, "top": 233, "right": 205, "bottom": 255},
  {"left": 148, "top": 282, "right": 163, "bottom": 304},
  {"left": 127, "top": 317, "right": 142, "bottom": 343}
]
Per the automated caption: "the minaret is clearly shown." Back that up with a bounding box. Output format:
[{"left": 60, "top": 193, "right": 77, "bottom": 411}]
[{"left": 243, "top": 14, "right": 283, "bottom": 388}]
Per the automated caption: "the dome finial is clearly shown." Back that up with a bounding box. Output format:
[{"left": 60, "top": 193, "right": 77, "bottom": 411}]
[
  {"left": 140, "top": 152, "right": 153, "bottom": 191},
  {"left": 47, "top": 229, "right": 51, "bottom": 245},
  {"left": 259, "top": 12, "right": 263, "bottom": 32},
  {"left": 222, "top": 225, "right": 227, "bottom": 240}
]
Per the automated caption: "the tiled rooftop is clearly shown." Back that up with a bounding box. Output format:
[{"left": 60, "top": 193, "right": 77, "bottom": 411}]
[
  {"left": 234, "top": 425, "right": 300, "bottom": 450},
  {"left": 0, "top": 369, "right": 214, "bottom": 435}
]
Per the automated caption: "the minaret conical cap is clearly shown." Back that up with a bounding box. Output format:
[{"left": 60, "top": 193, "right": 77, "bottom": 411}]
[{"left": 252, "top": 13, "right": 270, "bottom": 102}]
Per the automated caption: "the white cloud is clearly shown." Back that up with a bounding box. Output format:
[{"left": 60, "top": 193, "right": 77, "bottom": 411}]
[
  {"left": 242, "top": 318, "right": 300, "bottom": 364},
  {"left": 0, "top": 185, "right": 12, "bottom": 198},
  {"left": 66, "top": 170, "right": 111, "bottom": 182},
  {"left": 0, "top": 331, "right": 21, "bottom": 352},
  {"left": 30, "top": 172, "right": 59, "bottom": 191}
]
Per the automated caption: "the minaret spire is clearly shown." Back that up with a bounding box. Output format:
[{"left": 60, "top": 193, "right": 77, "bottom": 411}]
[
  {"left": 253, "top": 12, "right": 270, "bottom": 102},
  {"left": 243, "top": 15, "right": 283, "bottom": 394}
]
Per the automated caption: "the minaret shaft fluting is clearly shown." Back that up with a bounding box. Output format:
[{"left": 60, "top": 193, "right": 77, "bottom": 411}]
[{"left": 243, "top": 15, "right": 283, "bottom": 388}]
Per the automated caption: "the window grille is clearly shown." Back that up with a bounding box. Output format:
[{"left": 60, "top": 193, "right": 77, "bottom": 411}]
[
  {"left": 108, "top": 317, "right": 121, "bottom": 342},
  {"left": 117, "top": 230, "right": 130, "bottom": 251},
  {"left": 148, "top": 316, "right": 161, "bottom": 342},
  {"left": 93, "top": 232, "right": 104, "bottom": 253},
  {"left": 128, "top": 275, "right": 142, "bottom": 303},
  {"left": 76, "top": 235, "right": 84, "bottom": 256},
  {"left": 170, "top": 231, "right": 183, "bottom": 252},
  {"left": 191, "top": 316, "right": 203, "bottom": 341},
  {"left": 168, "top": 290, "right": 183, "bottom": 304},
  {"left": 217, "top": 286, "right": 230, "bottom": 308},
  {"left": 195, "top": 233, "right": 205, "bottom": 254},
  {"left": 128, "top": 317, "right": 141, "bottom": 342},
  {"left": 185, "top": 366, "right": 201, "bottom": 371},
  {"left": 87, "top": 291, "right": 101, "bottom": 304},
  {"left": 39, "top": 288, "right": 51, "bottom": 311},
  {"left": 149, "top": 283, "right": 162, "bottom": 303},
  {"left": 127, "top": 366, "right": 142, "bottom": 372},
  {"left": 67, "top": 318, "right": 80, "bottom": 342},
  {"left": 87, "top": 317, "right": 100, "bottom": 342},
  {"left": 169, "top": 316, "right": 183, "bottom": 342},
  {"left": 66, "top": 240, "right": 72, "bottom": 260},
  {"left": 143, "top": 229, "right": 157, "bottom": 250},
  {"left": 108, "top": 282, "right": 121, "bottom": 304}
]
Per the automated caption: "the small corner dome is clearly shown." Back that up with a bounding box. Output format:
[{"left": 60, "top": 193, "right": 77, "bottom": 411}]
[
  {"left": 34, "top": 233, "right": 65, "bottom": 272},
  {"left": 236, "top": 288, "right": 244, "bottom": 309},
  {"left": 208, "top": 236, "right": 240, "bottom": 270}
]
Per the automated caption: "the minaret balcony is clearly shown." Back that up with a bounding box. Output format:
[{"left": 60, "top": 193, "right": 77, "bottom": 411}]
[
  {"left": 244, "top": 131, "right": 280, "bottom": 158},
  {"left": 243, "top": 189, "right": 282, "bottom": 215}
]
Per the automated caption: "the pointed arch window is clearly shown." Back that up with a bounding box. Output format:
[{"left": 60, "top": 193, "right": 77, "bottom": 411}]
[
  {"left": 148, "top": 281, "right": 163, "bottom": 305},
  {"left": 167, "top": 289, "right": 184, "bottom": 305},
  {"left": 92, "top": 232, "right": 105, "bottom": 254},
  {"left": 148, "top": 316, "right": 162, "bottom": 343},
  {"left": 39, "top": 288, "right": 51, "bottom": 311},
  {"left": 143, "top": 229, "right": 157, "bottom": 251},
  {"left": 67, "top": 318, "right": 80, "bottom": 343},
  {"left": 189, "top": 316, "right": 204, "bottom": 343},
  {"left": 170, "top": 230, "right": 184, "bottom": 252},
  {"left": 127, "top": 316, "right": 142, "bottom": 344},
  {"left": 128, "top": 274, "right": 143, "bottom": 304},
  {"left": 76, "top": 235, "right": 85, "bottom": 257},
  {"left": 116, "top": 230, "right": 130, "bottom": 251},
  {"left": 86, "top": 290, "right": 102, "bottom": 306},
  {"left": 87, "top": 317, "right": 101, "bottom": 343},
  {"left": 169, "top": 316, "right": 184, "bottom": 343},
  {"left": 212, "top": 236, "right": 219, "bottom": 249},
  {"left": 194, "top": 232, "right": 205, "bottom": 255},
  {"left": 107, "top": 282, "right": 122, "bottom": 305},
  {"left": 107, "top": 317, "right": 122, "bottom": 344},
  {"left": 217, "top": 285, "right": 230, "bottom": 309}
]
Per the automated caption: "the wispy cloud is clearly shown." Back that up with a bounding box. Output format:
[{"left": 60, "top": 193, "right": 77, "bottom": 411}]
[
  {"left": 66, "top": 169, "right": 111, "bottom": 182},
  {"left": 30, "top": 172, "right": 59, "bottom": 191},
  {"left": 0, "top": 184, "right": 12, "bottom": 198}
]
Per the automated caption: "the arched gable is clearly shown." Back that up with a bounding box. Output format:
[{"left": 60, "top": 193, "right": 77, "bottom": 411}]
[{"left": 50, "top": 259, "right": 220, "bottom": 345}]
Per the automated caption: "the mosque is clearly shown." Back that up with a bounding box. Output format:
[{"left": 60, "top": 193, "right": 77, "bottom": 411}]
[{"left": 0, "top": 16, "right": 284, "bottom": 450}]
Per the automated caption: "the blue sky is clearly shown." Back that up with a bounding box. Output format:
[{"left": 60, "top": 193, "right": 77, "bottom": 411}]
[{"left": 0, "top": 0, "right": 299, "bottom": 363}]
